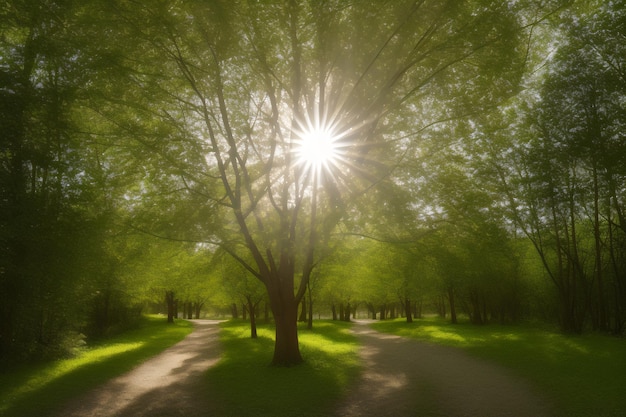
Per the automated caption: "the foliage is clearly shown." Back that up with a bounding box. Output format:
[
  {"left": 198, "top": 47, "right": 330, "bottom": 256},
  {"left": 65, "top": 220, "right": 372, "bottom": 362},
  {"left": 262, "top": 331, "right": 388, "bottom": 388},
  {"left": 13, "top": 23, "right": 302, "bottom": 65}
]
[
  {"left": 2, "top": 0, "right": 623, "bottom": 370},
  {"left": 81, "top": 0, "right": 536, "bottom": 364},
  {"left": 484, "top": 1, "right": 626, "bottom": 333}
]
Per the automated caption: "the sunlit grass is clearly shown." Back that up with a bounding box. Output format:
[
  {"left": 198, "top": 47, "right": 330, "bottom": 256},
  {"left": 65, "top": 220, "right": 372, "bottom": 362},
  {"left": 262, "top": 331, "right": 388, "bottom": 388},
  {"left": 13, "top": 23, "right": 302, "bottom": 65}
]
[
  {"left": 0, "top": 316, "right": 192, "bottom": 417},
  {"left": 372, "top": 317, "right": 626, "bottom": 417},
  {"left": 205, "top": 320, "right": 360, "bottom": 417}
]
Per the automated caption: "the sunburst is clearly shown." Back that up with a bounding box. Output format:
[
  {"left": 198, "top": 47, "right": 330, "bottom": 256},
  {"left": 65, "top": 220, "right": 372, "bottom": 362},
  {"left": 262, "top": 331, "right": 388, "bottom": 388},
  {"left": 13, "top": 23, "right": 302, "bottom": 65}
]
[{"left": 291, "top": 106, "right": 350, "bottom": 186}]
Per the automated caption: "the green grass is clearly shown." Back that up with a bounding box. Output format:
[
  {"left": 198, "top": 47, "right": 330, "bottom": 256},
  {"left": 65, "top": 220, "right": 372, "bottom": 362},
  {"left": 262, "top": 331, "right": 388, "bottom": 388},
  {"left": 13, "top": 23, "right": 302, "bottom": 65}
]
[
  {"left": 372, "top": 317, "right": 626, "bottom": 417},
  {"left": 0, "top": 316, "right": 193, "bottom": 417},
  {"left": 205, "top": 320, "right": 360, "bottom": 417}
]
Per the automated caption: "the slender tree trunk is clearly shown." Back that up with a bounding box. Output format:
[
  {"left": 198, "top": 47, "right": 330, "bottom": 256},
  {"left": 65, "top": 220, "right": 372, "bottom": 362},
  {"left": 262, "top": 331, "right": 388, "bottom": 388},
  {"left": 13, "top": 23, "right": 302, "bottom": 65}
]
[
  {"left": 448, "top": 287, "right": 457, "bottom": 324},
  {"left": 331, "top": 304, "right": 337, "bottom": 320},
  {"left": 307, "top": 282, "right": 313, "bottom": 330},
  {"left": 246, "top": 296, "right": 257, "bottom": 339},
  {"left": 405, "top": 297, "right": 413, "bottom": 323},
  {"left": 165, "top": 291, "right": 175, "bottom": 323},
  {"left": 194, "top": 302, "right": 203, "bottom": 319},
  {"left": 299, "top": 298, "right": 307, "bottom": 322}
]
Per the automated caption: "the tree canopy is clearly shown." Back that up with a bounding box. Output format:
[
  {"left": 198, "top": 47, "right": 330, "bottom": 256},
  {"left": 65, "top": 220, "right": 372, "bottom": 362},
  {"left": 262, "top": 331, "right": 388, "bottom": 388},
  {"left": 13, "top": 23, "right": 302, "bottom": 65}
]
[{"left": 2, "top": 0, "right": 625, "bottom": 367}]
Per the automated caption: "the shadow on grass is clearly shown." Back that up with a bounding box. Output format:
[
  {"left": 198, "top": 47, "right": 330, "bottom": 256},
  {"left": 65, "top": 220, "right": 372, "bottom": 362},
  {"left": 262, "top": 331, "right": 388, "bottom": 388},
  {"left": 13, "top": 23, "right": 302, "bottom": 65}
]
[
  {"left": 0, "top": 317, "right": 192, "bottom": 417},
  {"left": 205, "top": 320, "right": 360, "bottom": 417}
]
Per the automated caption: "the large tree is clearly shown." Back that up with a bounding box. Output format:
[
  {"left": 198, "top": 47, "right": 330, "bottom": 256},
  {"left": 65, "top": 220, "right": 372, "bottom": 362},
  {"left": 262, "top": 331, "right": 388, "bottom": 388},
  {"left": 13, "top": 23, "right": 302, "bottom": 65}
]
[{"left": 88, "top": 0, "right": 540, "bottom": 365}]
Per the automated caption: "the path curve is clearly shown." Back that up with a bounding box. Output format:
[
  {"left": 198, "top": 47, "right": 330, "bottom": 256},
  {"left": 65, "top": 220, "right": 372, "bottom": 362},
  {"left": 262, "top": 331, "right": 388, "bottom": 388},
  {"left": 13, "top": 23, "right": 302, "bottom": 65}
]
[
  {"left": 333, "top": 320, "right": 554, "bottom": 417},
  {"left": 54, "top": 320, "right": 222, "bottom": 417}
]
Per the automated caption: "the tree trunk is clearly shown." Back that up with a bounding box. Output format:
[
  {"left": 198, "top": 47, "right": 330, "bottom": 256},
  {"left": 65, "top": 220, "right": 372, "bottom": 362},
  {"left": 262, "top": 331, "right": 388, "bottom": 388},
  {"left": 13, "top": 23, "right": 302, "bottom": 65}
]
[
  {"left": 266, "top": 270, "right": 303, "bottom": 366},
  {"left": 165, "top": 290, "right": 175, "bottom": 323},
  {"left": 405, "top": 297, "right": 413, "bottom": 323},
  {"left": 194, "top": 302, "right": 203, "bottom": 319},
  {"left": 448, "top": 287, "right": 457, "bottom": 324},
  {"left": 246, "top": 296, "right": 257, "bottom": 339},
  {"left": 299, "top": 298, "right": 307, "bottom": 322},
  {"left": 343, "top": 303, "right": 351, "bottom": 322},
  {"left": 331, "top": 304, "right": 337, "bottom": 320},
  {"left": 367, "top": 303, "right": 376, "bottom": 319},
  {"left": 271, "top": 303, "right": 302, "bottom": 366},
  {"left": 307, "top": 282, "right": 313, "bottom": 330}
]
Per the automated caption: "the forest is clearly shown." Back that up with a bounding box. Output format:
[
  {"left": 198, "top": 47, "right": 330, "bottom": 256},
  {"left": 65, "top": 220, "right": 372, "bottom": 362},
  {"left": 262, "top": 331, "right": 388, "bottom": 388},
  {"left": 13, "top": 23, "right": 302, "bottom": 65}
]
[{"left": 1, "top": 0, "right": 625, "bottom": 367}]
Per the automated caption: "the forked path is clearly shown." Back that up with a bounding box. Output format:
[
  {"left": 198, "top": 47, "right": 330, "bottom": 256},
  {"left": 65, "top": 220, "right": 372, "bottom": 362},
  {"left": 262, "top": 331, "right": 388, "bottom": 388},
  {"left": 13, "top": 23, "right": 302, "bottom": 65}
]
[
  {"left": 333, "top": 320, "right": 554, "bottom": 417},
  {"left": 54, "top": 320, "right": 554, "bottom": 417},
  {"left": 54, "top": 320, "right": 222, "bottom": 417}
]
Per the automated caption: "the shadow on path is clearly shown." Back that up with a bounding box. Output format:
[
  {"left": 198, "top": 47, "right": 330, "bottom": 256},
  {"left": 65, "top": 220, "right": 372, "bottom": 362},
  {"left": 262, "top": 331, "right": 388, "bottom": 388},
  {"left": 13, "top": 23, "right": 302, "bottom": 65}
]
[
  {"left": 54, "top": 320, "right": 222, "bottom": 417},
  {"left": 333, "top": 320, "right": 553, "bottom": 417}
]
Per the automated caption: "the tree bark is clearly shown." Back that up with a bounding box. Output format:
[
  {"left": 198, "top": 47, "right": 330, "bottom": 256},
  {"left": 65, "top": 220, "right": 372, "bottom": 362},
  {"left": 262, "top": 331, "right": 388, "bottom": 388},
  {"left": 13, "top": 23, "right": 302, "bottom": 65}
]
[
  {"left": 343, "top": 303, "right": 351, "bottom": 322},
  {"left": 266, "top": 268, "right": 303, "bottom": 366},
  {"left": 448, "top": 287, "right": 457, "bottom": 324},
  {"left": 405, "top": 297, "right": 413, "bottom": 323},
  {"left": 307, "top": 282, "right": 313, "bottom": 330},
  {"left": 246, "top": 296, "right": 257, "bottom": 339},
  {"left": 299, "top": 298, "right": 307, "bottom": 322},
  {"left": 165, "top": 291, "right": 175, "bottom": 323}
]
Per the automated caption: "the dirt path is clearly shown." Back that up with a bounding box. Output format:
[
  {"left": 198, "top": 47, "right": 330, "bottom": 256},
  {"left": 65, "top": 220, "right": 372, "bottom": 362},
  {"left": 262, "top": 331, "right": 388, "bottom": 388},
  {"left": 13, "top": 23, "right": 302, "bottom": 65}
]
[
  {"left": 53, "top": 319, "right": 554, "bottom": 417},
  {"left": 54, "top": 320, "right": 222, "bottom": 417},
  {"left": 333, "top": 320, "right": 554, "bottom": 417}
]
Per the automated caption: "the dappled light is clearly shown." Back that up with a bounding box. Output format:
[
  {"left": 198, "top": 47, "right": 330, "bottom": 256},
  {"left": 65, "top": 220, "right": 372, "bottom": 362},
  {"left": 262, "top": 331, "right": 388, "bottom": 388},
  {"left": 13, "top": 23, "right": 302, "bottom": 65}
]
[{"left": 2, "top": 0, "right": 625, "bottom": 416}]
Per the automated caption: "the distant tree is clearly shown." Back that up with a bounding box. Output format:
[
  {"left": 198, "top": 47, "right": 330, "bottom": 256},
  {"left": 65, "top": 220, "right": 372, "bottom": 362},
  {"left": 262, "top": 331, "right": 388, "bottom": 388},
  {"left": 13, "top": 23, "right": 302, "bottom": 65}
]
[{"left": 485, "top": 1, "right": 626, "bottom": 333}]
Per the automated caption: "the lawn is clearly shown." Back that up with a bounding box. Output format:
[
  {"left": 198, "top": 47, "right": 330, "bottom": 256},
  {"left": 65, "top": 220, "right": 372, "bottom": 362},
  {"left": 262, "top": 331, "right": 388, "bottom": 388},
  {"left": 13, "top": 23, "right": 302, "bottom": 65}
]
[
  {"left": 372, "top": 317, "right": 626, "bottom": 417},
  {"left": 0, "top": 316, "right": 193, "bottom": 417},
  {"left": 205, "top": 320, "right": 361, "bottom": 417}
]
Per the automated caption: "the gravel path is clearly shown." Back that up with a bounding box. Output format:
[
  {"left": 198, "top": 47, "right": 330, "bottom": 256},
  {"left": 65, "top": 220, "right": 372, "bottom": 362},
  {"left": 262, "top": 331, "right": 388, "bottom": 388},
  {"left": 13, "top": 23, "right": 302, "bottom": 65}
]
[
  {"left": 53, "top": 319, "right": 554, "bottom": 417},
  {"left": 333, "top": 320, "right": 554, "bottom": 417},
  {"left": 54, "top": 320, "right": 222, "bottom": 417}
]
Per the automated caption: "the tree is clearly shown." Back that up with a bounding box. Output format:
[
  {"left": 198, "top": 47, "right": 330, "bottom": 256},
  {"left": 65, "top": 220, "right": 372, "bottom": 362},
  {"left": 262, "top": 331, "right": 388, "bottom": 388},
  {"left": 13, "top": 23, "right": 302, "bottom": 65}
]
[
  {"left": 86, "top": 0, "right": 538, "bottom": 365},
  {"left": 214, "top": 249, "right": 266, "bottom": 338},
  {"left": 0, "top": 0, "right": 117, "bottom": 361},
  {"left": 482, "top": 1, "right": 626, "bottom": 333}
]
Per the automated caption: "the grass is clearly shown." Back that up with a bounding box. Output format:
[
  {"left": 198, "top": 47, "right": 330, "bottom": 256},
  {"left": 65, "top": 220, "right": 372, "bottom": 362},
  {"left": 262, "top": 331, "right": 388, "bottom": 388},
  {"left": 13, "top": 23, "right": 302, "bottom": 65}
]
[
  {"left": 205, "top": 320, "right": 360, "bottom": 417},
  {"left": 372, "top": 317, "right": 626, "bottom": 417},
  {"left": 0, "top": 315, "right": 193, "bottom": 417}
]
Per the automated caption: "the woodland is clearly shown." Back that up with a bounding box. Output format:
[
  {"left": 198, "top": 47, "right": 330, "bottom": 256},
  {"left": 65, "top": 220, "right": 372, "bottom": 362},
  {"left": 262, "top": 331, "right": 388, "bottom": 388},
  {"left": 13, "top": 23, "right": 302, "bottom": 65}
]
[{"left": 1, "top": 0, "right": 625, "bottom": 367}]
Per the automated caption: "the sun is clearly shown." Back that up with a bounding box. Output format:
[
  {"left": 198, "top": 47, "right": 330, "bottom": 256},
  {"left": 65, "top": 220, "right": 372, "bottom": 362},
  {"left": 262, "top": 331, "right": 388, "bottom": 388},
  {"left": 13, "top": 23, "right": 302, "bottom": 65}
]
[
  {"left": 291, "top": 107, "right": 349, "bottom": 185},
  {"left": 294, "top": 127, "right": 340, "bottom": 175}
]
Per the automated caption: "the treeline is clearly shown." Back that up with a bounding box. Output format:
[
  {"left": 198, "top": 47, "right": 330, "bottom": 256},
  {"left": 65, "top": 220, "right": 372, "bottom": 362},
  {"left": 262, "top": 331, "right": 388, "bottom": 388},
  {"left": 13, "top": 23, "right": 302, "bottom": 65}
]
[{"left": 2, "top": 1, "right": 625, "bottom": 366}]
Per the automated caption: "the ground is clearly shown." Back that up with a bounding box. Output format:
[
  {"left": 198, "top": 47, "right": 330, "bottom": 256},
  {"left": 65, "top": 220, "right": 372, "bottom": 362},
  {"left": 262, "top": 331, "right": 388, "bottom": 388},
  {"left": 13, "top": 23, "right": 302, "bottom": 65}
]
[
  {"left": 55, "top": 320, "right": 222, "bottom": 417},
  {"left": 53, "top": 319, "right": 553, "bottom": 417},
  {"left": 332, "top": 320, "right": 553, "bottom": 417}
]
